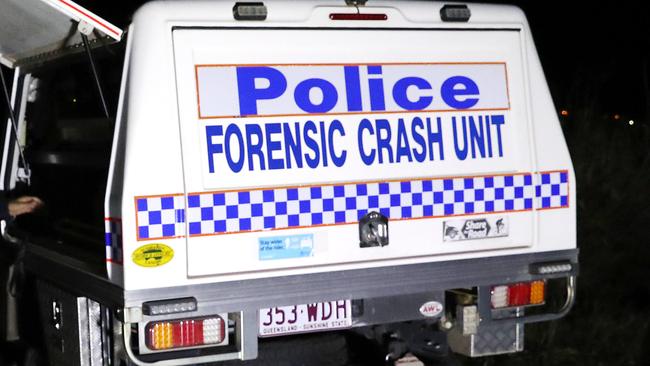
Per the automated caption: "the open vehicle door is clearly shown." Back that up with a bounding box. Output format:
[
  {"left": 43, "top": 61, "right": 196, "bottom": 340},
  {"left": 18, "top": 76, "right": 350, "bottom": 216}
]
[{"left": 0, "top": 0, "right": 122, "bottom": 69}]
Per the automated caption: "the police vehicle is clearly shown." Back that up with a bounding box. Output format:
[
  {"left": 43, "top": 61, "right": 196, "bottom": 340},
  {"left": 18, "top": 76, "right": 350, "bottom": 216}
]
[{"left": 0, "top": 0, "right": 578, "bottom": 364}]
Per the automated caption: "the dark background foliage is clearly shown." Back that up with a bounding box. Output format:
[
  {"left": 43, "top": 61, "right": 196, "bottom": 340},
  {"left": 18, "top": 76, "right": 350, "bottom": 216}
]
[{"left": 467, "top": 1, "right": 650, "bottom": 365}]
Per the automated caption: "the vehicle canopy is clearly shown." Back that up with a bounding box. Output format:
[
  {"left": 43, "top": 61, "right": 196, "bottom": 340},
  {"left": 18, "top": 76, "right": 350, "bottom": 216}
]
[
  {"left": 0, "top": 1, "right": 577, "bottom": 363},
  {"left": 103, "top": 0, "right": 575, "bottom": 291}
]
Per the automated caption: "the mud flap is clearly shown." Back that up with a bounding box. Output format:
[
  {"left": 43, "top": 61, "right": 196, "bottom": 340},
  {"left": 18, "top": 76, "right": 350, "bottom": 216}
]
[{"left": 447, "top": 318, "right": 523, "bottom": 357}]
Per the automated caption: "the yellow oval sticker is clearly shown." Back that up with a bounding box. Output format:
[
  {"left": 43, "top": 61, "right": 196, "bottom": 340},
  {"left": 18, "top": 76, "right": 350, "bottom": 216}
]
[{"left": 132, "top": 244, "right": 174, "bottom": 267}]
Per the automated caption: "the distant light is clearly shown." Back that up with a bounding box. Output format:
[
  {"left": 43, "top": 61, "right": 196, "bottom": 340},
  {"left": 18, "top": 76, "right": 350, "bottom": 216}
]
[
  {"left": 629, "top": 120, "right": 634, "bottom": 125},
  {"left": 614, "top": 114, "right": 621, "bottom": 120},
  {"left": 560, "top": 110, "right": 569, "bottom": 116},
  {"left": 72, "top": 98, "right": 77, "bottom": 103}
]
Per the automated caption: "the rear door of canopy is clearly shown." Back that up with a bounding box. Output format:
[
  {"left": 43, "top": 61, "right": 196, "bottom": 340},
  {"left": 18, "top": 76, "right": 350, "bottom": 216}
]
[{"left": 0, "top": 0, "right": 123, "bottom": 69}]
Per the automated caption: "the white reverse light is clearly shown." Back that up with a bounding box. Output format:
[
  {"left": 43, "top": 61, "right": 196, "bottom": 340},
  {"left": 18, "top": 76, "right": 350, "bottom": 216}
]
[{"left": 490, "top": 285, "right": 509, "bottom": 308}]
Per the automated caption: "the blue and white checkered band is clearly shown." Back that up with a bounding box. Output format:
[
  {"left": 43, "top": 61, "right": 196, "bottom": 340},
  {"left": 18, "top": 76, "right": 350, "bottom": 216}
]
[
  {"left": 134, "top": 171, "right": 569, "bottom": 240},
  {"left": 135, "top": 195, "right": 186, "bottom": 241},
  {"left": 105, "top": 218, "right": 124, "bottom": 263}
]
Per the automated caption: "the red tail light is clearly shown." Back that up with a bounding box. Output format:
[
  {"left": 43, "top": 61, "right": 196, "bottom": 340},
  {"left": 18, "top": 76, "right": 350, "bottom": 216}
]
[
  {"left": 508, "top": 283, "right": 531, "bottom": 306},
  {"left": 491, "top": 281, "right": 545, "bottom": 309},
  {"left": 146, "top": 316, "right": 226, "bottom": 351}
]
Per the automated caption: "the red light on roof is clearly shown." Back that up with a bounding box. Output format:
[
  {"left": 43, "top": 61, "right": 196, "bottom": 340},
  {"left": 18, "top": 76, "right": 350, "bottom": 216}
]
[{"left": 329, "top": 13, "right": 388, "bottom": 21}]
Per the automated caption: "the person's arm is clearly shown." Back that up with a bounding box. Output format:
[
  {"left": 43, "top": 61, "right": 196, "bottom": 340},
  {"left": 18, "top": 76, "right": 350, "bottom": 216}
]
[
  {"left": 8, "top": 196, "right": 43, "bottom": 217},
  {"left": 0, "top": 195, "right": 43, "bottom": 220}
]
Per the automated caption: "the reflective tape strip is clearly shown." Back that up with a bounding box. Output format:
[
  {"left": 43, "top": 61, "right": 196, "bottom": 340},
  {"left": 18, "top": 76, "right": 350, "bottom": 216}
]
[
  {"left": 104, "top": 218, "right": 123, "bottom": 263},
  {"left": 134, "top": 171, "right": 569, "bottom": 240}
]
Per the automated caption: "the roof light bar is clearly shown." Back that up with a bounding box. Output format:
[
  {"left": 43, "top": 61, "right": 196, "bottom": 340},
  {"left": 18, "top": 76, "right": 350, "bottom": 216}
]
[
  {"left": 142, "top": 297, "right": 197, "bottom": 316},
  {"left": 233, "top": 2, "right": 267, "bottom": 21},
  {"left": 440, "top": 4, "right": 471, "bottom": 22}
]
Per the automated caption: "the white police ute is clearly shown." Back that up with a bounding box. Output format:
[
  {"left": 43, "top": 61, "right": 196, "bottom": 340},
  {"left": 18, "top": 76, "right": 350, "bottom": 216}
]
[{"left": 0, "top": 0, "right": 577, "bottom": 364}]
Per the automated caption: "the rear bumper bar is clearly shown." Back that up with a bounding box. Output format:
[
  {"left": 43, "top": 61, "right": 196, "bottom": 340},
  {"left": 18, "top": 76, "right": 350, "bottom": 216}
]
[{"left": 123, "top": 249, "right": 578, "bottom": 316}]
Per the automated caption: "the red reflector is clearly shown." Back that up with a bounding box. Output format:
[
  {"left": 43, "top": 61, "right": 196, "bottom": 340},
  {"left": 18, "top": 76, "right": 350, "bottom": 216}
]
[
  {"left": 508, "top": 283, "right": 531, "bottom": 307},
  {"left": 329, "top": 13, "right": 387, "bottom": 21}
]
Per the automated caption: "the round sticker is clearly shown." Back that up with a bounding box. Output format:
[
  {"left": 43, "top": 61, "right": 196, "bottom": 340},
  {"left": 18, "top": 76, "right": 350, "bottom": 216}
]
[
  {"left": 132, "top": 243, "right": 174, "bottom": 267},
  {"left": 419, "top": 301, "right": 444, "bottom": 317}
]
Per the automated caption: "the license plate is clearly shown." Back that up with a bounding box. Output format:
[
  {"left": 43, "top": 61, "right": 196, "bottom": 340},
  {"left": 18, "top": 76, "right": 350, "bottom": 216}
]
[{"left": 258, "top": 300, "right": 352, "bottom": 337}]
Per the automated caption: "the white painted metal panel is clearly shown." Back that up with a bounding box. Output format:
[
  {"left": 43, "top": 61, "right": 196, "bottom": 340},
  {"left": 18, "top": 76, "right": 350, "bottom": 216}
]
[
  {"left": 173, "top": 28, "right": 535, "bottom": 277},
  {"left": 114, "top": 0, "right": 575, "bottom": 290}
]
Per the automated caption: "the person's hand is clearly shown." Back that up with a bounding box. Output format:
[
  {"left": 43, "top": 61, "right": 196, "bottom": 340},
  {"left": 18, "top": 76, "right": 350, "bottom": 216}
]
[{"left": 8, "top": 196, "right": 43, "bottom": 217}]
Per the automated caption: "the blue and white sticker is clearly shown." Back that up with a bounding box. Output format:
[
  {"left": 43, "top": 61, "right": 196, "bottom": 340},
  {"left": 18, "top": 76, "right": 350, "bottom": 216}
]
[
  {"left": 259, "top": 234, "right": 314, "bottom": 260},
  {"left": 443, "top": 216, "right": 509, "bottom": 242}
]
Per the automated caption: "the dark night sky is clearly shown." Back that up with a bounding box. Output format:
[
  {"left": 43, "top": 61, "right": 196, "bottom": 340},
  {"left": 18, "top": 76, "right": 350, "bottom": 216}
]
[
  {"left": 527, "top": 1, "right": 648, "bottom": 119},
  {"left": 479, "top": 0, "right": 649, "bottom": 120}
]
